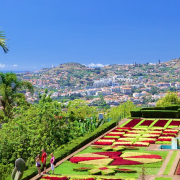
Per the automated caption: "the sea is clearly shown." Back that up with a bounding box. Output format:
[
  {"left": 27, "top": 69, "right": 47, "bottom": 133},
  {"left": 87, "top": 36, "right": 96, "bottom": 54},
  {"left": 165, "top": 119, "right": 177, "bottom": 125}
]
[{"left": 0, "top": 71, "right": 32, "bottom": 74}]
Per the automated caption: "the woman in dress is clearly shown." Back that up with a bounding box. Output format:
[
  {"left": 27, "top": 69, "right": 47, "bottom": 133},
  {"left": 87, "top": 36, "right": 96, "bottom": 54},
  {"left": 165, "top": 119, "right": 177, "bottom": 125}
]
[{"left": 36, "top": 154, "right": 41, "bottom": 175}]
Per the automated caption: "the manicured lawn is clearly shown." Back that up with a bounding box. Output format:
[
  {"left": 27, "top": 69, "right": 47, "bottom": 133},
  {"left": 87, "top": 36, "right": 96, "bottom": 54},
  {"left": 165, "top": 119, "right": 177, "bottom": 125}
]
[
  {"left": 155, "top": 178, "right": 172, "bottom": 180},
  {"left": 163, "top": 151, "right": 178, "bottom": 175},
  {"left": 49, "top": 147, "right": 168, "bottom": 179}
]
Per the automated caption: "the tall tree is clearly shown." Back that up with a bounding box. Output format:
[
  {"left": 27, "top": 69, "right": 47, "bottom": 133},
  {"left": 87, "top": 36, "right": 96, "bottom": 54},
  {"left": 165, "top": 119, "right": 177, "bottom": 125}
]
[
  {"left": 0, "top": 30, "right": 9, "bottom": 53},
  {"left": 0, "top": 72, "right": 34, "bottom": 118}
]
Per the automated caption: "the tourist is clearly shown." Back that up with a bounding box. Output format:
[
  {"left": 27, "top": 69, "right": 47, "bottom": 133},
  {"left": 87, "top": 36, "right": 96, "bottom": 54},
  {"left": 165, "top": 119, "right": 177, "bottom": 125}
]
[
  {"left": 41, "top": 149, "right": 47, "bottom": 174},
  {"left": 50, "top": 153, "right": 55, "bottom": 174},
  {"left": 35, "top": 154, "right": 41, "bottom": 175}
]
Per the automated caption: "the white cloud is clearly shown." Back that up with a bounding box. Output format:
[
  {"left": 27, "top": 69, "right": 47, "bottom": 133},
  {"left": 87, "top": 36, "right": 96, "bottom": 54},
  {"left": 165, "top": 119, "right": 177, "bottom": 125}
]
[
  {"left": 12, "top": 64, "right": 18, "bottom": 67},
  {"left": 87, "top": 63, "right": 109, "bottom": 68},
  {"left": 0, "top": 63, "right": 5, "bottom": 68}
]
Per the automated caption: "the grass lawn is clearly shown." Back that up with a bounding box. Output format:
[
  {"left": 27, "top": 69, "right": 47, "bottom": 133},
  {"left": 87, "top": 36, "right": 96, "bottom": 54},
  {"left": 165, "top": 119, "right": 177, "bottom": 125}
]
[
  {"left": 49, "top": 146, "right": 168, "bottom": 179},
  {"left": 155, "top": 178, "right": 172, "bottom": 180},
  {"left": 163, "top": 151, "right": 178, "bottom": 175}
]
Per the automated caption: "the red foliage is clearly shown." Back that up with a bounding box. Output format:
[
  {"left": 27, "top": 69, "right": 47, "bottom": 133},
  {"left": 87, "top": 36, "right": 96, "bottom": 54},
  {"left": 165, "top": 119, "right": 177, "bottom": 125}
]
[
  {"left": 127, "top": 155, "right": 162, "bottom": 159},
  {"left": 42, "top": 176, "right": 68, "bottom": 180},
  {"left": 99, "top": 167, "right": 109, "bottom": 170},
  {"left": 177, "top": 164, "right": 180, "bottom": 175},
  {"left": 123, "top": 119, "right": 142, "bottom": 128},
  {"left": 110, "top": 156, "right": 123, "bottom": 159},
  {"left": 153, "top": 120, "right": 168, "bottom": 127},
  {"left": 140, "top": 120, "right": 154, "bottom": 126},
  {"left": 93, "top": 151, "right": 122, "bottom": 157},
  {"left": 106, "top": 134, "right": 122, "bottom": 136},
  {"left": 163, "top": 131, "right": 178, "bottom": 134},
  {"left": 111, "top": 158, "right": 143, "bottom": 165},
  {"left": 161, "top": 134, "right": 176, "bottom": 137},
  {"left": 156, "top": 138, "right": 172, "bottom": 141},
  {"left": 70, "top": 157, "right": 106, "bottom": 163},
  {"left": 93, "top": 142, "right": 113, "bottom": 145},
  {"left": 169, "top": 120, "right": 180, "bottom": 126}
]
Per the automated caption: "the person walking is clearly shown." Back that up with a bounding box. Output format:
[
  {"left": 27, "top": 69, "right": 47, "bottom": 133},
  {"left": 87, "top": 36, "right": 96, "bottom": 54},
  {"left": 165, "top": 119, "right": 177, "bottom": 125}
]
[
  {"left": 50, "top": 153, "right": 55, "bottom": 174},
  {"left": 41, "top": 149, "right": 47, "bottom": 174},
  {"left": 35, "top": 154, "right": 41, "bottom": 175}
]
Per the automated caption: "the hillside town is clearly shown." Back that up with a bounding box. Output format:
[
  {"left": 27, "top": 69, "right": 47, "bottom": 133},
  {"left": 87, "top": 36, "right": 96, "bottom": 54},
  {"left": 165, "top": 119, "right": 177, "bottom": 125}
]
[{"left": 16, "top": 58, "right": 180, "bottom": 107}]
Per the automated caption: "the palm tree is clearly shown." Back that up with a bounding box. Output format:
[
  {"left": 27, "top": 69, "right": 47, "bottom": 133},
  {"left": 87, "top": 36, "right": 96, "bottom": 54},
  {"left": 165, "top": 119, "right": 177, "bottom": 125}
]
[
  {"left": 0, "top": 72, "right": 34, "bottom": 118},
  {"left": 0, "top": 30, "right": 9, "bottom": 53}
]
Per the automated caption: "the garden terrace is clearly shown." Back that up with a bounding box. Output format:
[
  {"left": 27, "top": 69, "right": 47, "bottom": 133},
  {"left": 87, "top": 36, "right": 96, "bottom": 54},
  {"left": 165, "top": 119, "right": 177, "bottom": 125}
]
[{"left": 30, "top": 118, "right": 180, "bottom": 180}]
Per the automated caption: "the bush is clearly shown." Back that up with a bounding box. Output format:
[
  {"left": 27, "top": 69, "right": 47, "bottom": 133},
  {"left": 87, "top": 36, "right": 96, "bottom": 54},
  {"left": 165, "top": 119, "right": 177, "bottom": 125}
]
[
  {"left": 141, "top": 110, "right": 178, "bottom": 118},
  {"left": 130, "top": 109, "right": 142, "bottom": 117}
]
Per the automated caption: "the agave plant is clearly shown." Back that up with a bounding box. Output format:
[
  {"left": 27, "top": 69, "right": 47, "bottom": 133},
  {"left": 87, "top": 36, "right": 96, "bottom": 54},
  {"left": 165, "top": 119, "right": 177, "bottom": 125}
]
[{"left": 12, "top": 158, "right": 26, "bottom": 180}]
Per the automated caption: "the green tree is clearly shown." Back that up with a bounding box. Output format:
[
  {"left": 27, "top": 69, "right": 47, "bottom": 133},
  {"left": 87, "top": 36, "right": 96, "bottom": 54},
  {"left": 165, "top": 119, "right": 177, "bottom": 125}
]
[
  {"left": 156, "top": 91, "right": 180, "bottom": 107},
  {"left": 0, "top": 72, "right": 34, "bottom": 118},
  {"left": 0, "top": 30, "right": 9, "bottom": 53}
]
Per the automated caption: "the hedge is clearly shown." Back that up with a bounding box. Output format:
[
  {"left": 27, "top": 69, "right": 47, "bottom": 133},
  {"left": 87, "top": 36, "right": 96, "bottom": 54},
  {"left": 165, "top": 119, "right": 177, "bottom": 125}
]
[
  {"left": 131, "top": 105, "right": 180, "bottom": 118},
  {"left": 141, "top": 110, "right": 178, "bottom": 118},
  {"left": 19, "top": 119, "right": 119, "bottom": 180}
]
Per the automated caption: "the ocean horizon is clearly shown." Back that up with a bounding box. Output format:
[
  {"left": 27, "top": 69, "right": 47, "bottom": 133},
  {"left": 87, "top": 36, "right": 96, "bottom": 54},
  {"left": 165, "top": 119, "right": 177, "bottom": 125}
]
[{"left": 0, "top": 70, "right": 33, "bottom": 73}]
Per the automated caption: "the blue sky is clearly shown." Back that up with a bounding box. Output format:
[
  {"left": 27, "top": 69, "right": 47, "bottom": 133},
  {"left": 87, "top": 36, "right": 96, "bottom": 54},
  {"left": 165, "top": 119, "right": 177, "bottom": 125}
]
[{"left": 1, "top": 0, "right": 180, "bottom": 71}]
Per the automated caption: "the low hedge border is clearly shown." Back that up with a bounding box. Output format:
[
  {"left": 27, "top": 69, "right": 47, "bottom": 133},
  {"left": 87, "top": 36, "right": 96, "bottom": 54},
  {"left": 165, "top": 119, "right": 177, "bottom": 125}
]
[{"left": 20, "top": 119, "right": 119, "bottom": 180}]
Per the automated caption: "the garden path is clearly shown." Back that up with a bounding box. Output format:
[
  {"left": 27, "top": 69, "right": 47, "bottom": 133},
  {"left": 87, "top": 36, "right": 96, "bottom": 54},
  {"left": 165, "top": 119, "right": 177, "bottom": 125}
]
[{"left": 157, "top": 151, "right": 173, "bottom": 175}]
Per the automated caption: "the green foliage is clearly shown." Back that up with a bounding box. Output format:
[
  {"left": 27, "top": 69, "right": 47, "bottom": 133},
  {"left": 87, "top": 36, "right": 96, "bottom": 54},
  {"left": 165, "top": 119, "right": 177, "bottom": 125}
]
[
  {"left": 67, "top": 99, "right": 97, "bottom": 121},
  {"left": 0, "top": 72, "right": 34, "bottom": 119},
  {"left": 106, "top": 101, "right": 135, "bottom": 121},
  {"left": 156, "top": 91, "right": 180, "bottom": 107},
  {"left": 0, "top": 30, "right": 9, "bottom": 53}
]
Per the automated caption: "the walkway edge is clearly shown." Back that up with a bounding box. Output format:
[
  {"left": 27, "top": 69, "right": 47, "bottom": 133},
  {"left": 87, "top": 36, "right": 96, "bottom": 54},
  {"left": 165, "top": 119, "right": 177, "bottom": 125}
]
[{"left": 158, "top": 151, "right": 173, "bottom": 175}]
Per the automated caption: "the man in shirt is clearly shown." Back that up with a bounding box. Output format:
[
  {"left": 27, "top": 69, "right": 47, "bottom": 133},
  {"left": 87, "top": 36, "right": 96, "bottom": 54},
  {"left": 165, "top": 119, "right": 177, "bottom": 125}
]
[{"left": 41, "top": 149, "right": 47, "bottom": 174}]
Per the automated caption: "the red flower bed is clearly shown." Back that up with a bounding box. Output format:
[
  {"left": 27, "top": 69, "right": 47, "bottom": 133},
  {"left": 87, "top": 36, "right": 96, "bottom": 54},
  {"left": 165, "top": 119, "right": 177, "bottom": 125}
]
[
  {"left": 93, "top": 152, "right": 122, "bottom": 157},
  {"left": 101, "top": 137, "right": 119, "bottom": 140},
  {"left": 42, "top": 176, "right": 68, "bottom": 180},
  {"left": 70, "top": 157, "right": 106, "bottom": 163},
  {"left": 93, "top": 142, "right": 113, "bottom": 145},
  {"left": 169, "top": 120, "right": 180, "bottom": 126},
  {"left": 163, "top": 131, "right": 178, "bottom": 134},
  {"left": 106, "top": 134, "right": 122, "bottom": 136},
  {"left": 111, "top": 158, "right": 143, "bottom": 165},
  {"left": 156, "top": 138, "right": 171, "bottom": 141},
  {"left": 126, "top": 132, "right": 138, "bottom": 134},
  {"left": 153, "top": 120, "right": 168, "bottom": 127},
  {"left": 110, "top": 156, "right": 123, "bottom": 159},
  {"left": 140, "top": 120, "right": 154, "bottom": 126},
  {"left": 117, "top": 127, "right": 132, "bottom": 129},
  {"left": 99, "top": 167, "right": 109, "bottom": 170},
  {"left": 161, "top": 134, "right": 176, "bottom": 137},
  {"left": 177, "top": 163, "right": 180, "bottom": 175},
  {"left": 127, "top": 155, "right": 162, "bottom": 159},
  {"left": 123, "top": 119, "right": 142, "bottom": 128}
]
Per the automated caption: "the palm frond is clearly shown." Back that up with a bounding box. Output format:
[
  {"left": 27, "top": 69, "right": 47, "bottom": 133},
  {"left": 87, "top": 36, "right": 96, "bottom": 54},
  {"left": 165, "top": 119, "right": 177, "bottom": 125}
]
[{"left": 0, "top": 31, "right": 9, "bottom": 53}]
